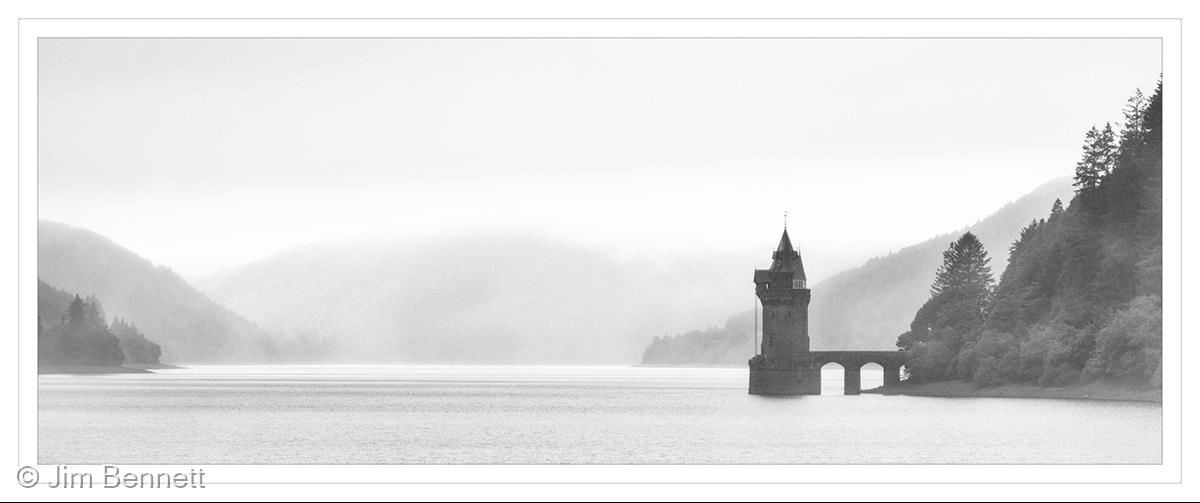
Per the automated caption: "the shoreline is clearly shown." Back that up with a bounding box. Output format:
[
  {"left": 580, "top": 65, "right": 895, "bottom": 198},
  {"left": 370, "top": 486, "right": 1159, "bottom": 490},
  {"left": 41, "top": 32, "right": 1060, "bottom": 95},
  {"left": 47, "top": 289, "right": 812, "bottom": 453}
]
[
  {"left": 125, "top": 363, "right": 186, "bottom": 371},
  {"left": 38, "top": 363, "right": 186, "bottom": 375},
  {"left": 39, "top": 364, "right": 151, "bottom": 375},
  {"left": 863, "top": 379, "right": 1161, "bottom": 403}
]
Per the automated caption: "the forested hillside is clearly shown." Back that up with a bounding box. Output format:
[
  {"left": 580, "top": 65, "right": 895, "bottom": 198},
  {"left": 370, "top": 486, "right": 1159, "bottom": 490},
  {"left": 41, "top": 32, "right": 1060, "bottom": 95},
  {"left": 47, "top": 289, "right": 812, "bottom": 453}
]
[
  {"left": 38, "top": 280, "right": 162, "bottom": 367},
  {"left": 38, "top": 221, "right": 276, "bottom": 363},
  {"left": 641, "top": 311, "right": 754, "bottom": 365},
  {"left": 810, "top": 177, "right": 1073, "bottom": 350},
  {"left": 899, "top": 82, "right": 1163, "bottom": 388}
]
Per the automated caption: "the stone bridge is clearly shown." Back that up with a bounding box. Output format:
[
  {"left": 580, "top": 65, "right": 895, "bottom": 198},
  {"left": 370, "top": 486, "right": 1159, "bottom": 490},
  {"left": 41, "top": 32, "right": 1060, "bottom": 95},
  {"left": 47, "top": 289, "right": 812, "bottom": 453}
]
[{"left": 810, "top": 351, "right": 906, "bottom": 395}]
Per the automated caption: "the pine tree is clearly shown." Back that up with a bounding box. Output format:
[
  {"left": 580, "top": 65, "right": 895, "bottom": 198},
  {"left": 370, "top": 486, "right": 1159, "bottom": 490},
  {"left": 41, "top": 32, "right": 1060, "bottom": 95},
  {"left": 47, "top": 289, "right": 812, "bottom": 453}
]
[
  {"left": 66, "top": 295, "right": 85, "bottom": 325},
  {"left": 899, "top": 233, "right": 996, "bottom": 381},
  {"left": 1098, "top": 122, "right": 1118, "bottom": 176},
  {"left": 1120, "top": 88, "right": 1148, "bottom": 148},
  {"left": 1073, "top": 126, "right": 1107, "bottom": 192},
  {"left": 930, "top": 232, "right": 995, "bottom": 305},
  {"left": 1050, "top": 198, "right": 1064, "bottom": 218}
]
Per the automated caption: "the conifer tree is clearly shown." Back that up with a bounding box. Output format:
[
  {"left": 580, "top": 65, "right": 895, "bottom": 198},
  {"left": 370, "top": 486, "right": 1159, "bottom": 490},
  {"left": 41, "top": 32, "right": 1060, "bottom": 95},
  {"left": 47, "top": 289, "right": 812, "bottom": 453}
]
[
  {"left": 1050, "top": 198, "right": 1064, "bottom": 218},
  {"left": 898, "top": 233, "right": 996, "bottom": 381},
  {"left": 930, "top": 232, "right": 995, "bottom": 307},
  {"left": 1120, "top": 88, "right": 1148, "bottom": 148},
  {"left": 66, "top": 295, "right": 85, "bottom": 325},
  {"left": 1073, "top": 126, "right": 1107, "bottom": 192},
  {"left": 1098, "top": 122, "right": 1118, "bottom": 176}
]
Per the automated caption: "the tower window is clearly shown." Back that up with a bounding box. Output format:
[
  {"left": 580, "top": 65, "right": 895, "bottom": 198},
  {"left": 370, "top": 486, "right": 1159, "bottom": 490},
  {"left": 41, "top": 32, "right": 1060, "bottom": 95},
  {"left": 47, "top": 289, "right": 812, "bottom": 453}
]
[{"left": 792, "top": 279, "right": 805, "bottom": 289}]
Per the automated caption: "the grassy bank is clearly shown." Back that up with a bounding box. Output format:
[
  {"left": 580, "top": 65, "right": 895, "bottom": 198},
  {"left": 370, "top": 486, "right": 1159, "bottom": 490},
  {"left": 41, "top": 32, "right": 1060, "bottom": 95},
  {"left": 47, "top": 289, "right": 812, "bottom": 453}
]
[{"left": 864, "top": 379, "right": 1161, "bottom": 403}]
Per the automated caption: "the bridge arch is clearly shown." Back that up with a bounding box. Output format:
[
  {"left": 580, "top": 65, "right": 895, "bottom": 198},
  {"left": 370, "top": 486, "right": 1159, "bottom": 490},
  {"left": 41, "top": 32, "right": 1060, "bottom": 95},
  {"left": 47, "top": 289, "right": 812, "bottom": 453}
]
[
  {"left": 818, "top": 362, "right": 846, "bottom": 395},
  {"left": 810, "top": 351, "right": 905, "bottom": 395},
  {"left": 859, "top": 362, "right": 884, "bottom": 391}
]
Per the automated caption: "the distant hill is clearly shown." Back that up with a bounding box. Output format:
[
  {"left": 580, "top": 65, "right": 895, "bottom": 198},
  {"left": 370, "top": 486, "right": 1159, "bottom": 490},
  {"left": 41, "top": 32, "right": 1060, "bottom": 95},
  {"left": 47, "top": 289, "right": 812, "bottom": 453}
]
[
  {"left": 810, "top": 177, "right": 1075, "bottom": 350},
  {"left": 38, "top": 221, "right": 276, "bottom": 363},
  {"left": 641, "top": 177, "right": 1074, "bottom": 364},
  {"left": 641, "top": 311, "right": 754, "bottom": 365},
  {"left": 198, "top": 234, "right": 748, "bottom": 364}
]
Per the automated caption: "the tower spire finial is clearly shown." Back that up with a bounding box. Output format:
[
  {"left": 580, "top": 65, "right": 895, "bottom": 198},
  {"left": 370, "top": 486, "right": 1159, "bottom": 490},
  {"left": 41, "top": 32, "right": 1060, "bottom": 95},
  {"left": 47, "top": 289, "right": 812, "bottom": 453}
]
[{"left": 784, "top": 210, "right": 788, "bottom": 230}]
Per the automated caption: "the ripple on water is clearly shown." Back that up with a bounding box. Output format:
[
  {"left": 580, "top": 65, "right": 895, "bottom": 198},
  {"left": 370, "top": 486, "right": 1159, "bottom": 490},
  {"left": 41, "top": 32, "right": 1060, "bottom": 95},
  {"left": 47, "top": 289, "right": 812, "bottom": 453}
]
[{"left": 38, "top": 365, "right": 1162, "bottom": 464}]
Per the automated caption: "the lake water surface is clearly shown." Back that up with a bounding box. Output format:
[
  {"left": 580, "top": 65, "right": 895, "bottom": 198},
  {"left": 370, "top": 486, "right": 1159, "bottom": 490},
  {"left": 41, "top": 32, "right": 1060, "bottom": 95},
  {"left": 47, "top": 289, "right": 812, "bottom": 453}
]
[{"left": 38, "top": 365, "right": 1161, "bottom": 464}]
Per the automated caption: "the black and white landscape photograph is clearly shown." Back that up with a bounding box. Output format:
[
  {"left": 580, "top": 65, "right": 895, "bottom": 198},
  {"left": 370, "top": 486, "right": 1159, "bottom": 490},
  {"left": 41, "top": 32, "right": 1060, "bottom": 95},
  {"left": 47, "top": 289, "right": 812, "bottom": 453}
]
[
  {"left": 33, "top": 35, "right": 1165, "bottom": 463},
  {"left": 9, "top": 11, "right": 1195, "bottom": 501}
]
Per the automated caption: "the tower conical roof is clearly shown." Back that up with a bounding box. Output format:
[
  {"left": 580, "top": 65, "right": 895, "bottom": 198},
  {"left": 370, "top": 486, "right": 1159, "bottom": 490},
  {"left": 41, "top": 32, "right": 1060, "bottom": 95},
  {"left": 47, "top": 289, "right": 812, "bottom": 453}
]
[
  {"left": 775, "top": 229, "right": 795, "bottom": 255},
  {"left": 769, "top": 228, "right": 806, "bottom": 280}
]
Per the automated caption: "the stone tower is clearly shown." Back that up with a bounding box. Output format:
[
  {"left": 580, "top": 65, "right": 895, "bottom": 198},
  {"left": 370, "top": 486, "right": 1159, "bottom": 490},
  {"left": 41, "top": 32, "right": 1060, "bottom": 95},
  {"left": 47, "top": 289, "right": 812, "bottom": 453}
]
[{"left": 748, "top": 228, "right": 821, "bottom": 395}]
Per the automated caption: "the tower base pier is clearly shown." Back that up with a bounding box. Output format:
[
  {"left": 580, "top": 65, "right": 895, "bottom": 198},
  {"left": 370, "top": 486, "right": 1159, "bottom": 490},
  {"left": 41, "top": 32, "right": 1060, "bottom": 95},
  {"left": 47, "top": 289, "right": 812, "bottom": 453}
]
[{"left": 748, "top": 356, "right": 821, "bottom": 395}]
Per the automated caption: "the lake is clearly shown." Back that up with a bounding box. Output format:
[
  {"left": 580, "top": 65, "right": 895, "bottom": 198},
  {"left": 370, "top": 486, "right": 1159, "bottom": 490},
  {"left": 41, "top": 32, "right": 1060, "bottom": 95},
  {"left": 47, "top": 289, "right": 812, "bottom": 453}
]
[{"left": 38, "top": 365, "right": 1162, "bottom": 464}]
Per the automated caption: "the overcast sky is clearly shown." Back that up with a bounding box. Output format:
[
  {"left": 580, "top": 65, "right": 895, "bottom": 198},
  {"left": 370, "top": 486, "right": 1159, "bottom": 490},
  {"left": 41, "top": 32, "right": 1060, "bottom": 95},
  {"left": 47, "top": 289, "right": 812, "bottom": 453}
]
[{"left": 38, "top": 38, "right": 1161, "bottom": 280}]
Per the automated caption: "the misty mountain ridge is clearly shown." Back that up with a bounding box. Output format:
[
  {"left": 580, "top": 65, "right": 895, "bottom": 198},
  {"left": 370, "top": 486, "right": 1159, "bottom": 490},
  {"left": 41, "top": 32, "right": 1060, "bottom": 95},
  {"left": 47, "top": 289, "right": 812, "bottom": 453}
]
[
  {"left": 197, "top": 232, "right": 750, "bottom": 363},
  {"left": 38, "top": 220, "right": 276, "bottom": 363},
  {"left": 38, "top": 177, "right": 1069, "bottom": 365}
]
